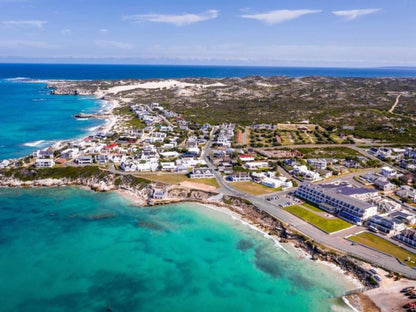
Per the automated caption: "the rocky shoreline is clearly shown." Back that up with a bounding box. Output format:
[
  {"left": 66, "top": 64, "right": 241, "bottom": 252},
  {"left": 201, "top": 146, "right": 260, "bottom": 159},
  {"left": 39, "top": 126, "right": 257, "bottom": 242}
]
[
  {"left": 1, "top": 79, "right": 399, "bottom": 311},
  {"left": 0, "top": 169, "right": 376, "bottom": 291}
]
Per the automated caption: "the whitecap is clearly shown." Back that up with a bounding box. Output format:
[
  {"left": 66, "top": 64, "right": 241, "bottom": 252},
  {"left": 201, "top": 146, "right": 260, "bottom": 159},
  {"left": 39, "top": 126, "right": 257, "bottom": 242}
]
[
  {"left": 87, "top": 126, "right": 100, "bottom": 132},
  {"left": 341, "top": 296, "right": 360, "bottom": 312},
  {"left": 23, "top": 140, "right": 45, "bottom": 147},
  {"left": 4, "top": 77, "right": 32, "bottom": 82}
]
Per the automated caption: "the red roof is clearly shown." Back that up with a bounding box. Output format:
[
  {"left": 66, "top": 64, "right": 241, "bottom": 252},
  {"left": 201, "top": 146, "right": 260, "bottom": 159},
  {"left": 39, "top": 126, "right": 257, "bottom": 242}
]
[
  {"left": 104, "top": 143, "right": 117, "bottom": 149},
  {"left": 239, "top": 154, "right": 253, "bottom": 158}
]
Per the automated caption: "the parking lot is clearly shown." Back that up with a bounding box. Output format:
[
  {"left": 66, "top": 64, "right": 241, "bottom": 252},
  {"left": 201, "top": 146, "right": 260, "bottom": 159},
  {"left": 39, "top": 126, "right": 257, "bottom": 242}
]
[{"left": 265, "top": 193, "right": 296, "bottom": 208}]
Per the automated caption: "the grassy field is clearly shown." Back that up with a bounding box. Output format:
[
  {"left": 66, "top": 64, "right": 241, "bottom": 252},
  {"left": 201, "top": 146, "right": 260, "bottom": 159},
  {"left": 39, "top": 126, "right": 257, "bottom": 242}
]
[
  {"left": 297, "top": 147, "right": 364, "bottom": 159},
  {"left": 135, "top": 173, "right": 219, "bottom": 188},
  {"left": 301, "top": 202, "right": 324, "bottom": 212},
  {"left": 284, "top": 205, "right": 352, "bottom": 233},
  {"left": 348, "top": 232, "right": 416, "bottom": 266},
  {"left": 230, "top": 181, "right": 278, "bottom": 195}
]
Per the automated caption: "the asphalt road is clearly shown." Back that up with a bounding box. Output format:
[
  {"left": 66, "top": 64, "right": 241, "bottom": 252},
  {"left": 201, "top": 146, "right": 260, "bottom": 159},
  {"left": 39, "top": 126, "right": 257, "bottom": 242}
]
[{"left": 203, "top": 133, "right": 416, "bottom": 278}]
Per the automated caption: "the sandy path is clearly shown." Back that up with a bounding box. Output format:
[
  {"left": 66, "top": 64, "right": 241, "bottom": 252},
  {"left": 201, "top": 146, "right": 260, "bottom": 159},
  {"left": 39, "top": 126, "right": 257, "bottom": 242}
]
[{"left": 388, "top": 94, "right": 402, "bottom": 113}]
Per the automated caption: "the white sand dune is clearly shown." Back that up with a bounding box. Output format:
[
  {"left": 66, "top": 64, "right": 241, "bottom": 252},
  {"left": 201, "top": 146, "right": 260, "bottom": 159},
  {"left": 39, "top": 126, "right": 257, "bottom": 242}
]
[{"left": 107, "top": 79, "right": 226, "bottom": 94}]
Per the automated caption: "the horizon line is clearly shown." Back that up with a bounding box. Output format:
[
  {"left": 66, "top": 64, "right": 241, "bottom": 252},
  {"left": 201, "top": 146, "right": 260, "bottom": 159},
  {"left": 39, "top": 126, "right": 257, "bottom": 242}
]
[{"left": 0, "top": 61, "right": 415, "bottom": 70}]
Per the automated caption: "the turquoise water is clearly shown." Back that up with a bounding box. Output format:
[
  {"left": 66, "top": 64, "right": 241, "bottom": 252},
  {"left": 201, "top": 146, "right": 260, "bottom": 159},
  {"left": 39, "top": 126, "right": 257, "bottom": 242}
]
[
  {"left": 0, "top": 187, "right": 354, "bottom": 312},
  {"left": 0, "top": 79, "right": 105, "bottom": 160}
]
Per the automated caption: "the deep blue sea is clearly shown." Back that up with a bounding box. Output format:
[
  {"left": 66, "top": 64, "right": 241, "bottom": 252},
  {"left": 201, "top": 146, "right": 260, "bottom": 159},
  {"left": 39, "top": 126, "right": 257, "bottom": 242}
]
[{"left": 0, "top": 63, "right": 415, "bottom": 80}]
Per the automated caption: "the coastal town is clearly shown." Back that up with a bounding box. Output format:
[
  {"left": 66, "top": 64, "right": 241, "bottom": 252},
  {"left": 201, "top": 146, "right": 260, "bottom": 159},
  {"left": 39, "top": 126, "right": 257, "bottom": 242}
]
[{"left": 1, "top": 78, "right": 416, "bottom": 311}]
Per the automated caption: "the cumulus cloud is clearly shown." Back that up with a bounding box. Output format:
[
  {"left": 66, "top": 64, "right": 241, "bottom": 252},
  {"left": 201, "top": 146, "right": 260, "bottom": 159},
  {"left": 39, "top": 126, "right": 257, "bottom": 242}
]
[
  {"left": 124, "top": 10, "right": 219, "bottom": 26},
  {"left": 94, "top": 40, "right": 133, "bottom": 50},
  {"left": 241, "top": 9, "right": 321, "bottom": 25},
  {"left": 332, "top": 8, "right": 380, "bottom": 21},
  {"left": 1, "top": 20, "right": 47, "bottom": 29}
]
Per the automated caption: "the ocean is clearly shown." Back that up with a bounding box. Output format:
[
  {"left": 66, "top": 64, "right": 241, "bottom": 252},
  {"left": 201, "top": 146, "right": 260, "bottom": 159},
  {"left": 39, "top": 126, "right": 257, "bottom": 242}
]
[
  {"left": 0, "top": 187, "right": 355, "bottom": 312},
  {"left": 1, "top": 63, "right": 415, "bottom": 161},
  {"left": 1, "top": 63, "right": 413, "bottom": 311},
  {"left": 0, "top": 63, "right": 415, "bottom": 80},
  {"left": 0, "top": 79, "right": 105, "bottom": 160}
]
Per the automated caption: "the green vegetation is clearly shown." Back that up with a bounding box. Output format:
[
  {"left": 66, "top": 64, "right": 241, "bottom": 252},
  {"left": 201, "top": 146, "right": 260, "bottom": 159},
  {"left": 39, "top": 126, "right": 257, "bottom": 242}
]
[
  {"left": 3, "top": 166, "right": 151, "bottom": 188},
  {"left": 114, "top": 105, "right": 145, "bottom": 129},
  {"left": 349, "top": 232, "right": 416, "bottom": 267},
  {"left": 301, "top": 202, "right": 324, "bottom": 212},
  {"left": 230, "top": 181, "right": 278, "bottom": 195},
  {"left": 284, "top": 205, "right": 352, "bottom": 233},
  {"left": 4, "top": 166, "right": 103, "bottom": 181},
  {"left": 57, "top": 77, "right": 416, "bottom": 143},
  {"left": 135, "top": 173, "right": 219, "bottom": 188},
  {"left": 296, "top": 147, "right": 363, "bottom": 159}
]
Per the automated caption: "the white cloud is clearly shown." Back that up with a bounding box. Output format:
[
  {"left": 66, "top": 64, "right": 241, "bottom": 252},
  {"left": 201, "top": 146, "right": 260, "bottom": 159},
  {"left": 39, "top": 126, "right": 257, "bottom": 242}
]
[
  {"left": 241, "top": 9, "right": 321, "bottom": 25},
  {"left": 61, "top": 28, "right": 71, "bottom": 36},
  {"left": 1, "top": 20, "right": 47, "bottom": 29},
  {"left": 124, "top": 9, "right": 219, "bottom": 26},
  {"left": 0, "top": 40, "right": 60, "bottom": 49},
  {"left": 94, "top": 40, "right": 133, "bottom": 50},
  {"left": 123, "top": 43, "right": 416, "bottom": 67},
  {"left": 332, "top": 8, "right": 380, "bottom": 21},
  {"left": 99, "top": 28, "right": 108, "bottom": 33}
]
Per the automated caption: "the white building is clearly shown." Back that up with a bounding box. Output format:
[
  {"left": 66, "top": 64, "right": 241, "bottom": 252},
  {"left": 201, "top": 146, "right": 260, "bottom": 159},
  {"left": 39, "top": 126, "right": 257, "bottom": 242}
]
[
  {"left": 0, "top": 159, "right": 10, "bottom": 169},
  {"left": 230, "top": 172, "right": 251, "bottom": 182},
  {"left": 61, "top": 148, "right": 79, "bottom": 160},
  {"left": 120, "top": 161, "right": 136, "bottom": 172},
  {"left": 292, "top": 165, "right": 320, "bottom": 181},
  {"left": 189, "top": 168, "right": 214, "bottom": 179},
  {"left": 245, "top": 161, "right": 269, "bottom": 170},
  {"left": 307, "top": 158, "right": 327, "bottom": 170},
  {"left": 76, "top": 156, "right": 93, "bottom": 165},
  {"left": 160, "top": 162, "right": 176, "bottom": 171},
  {"left": 35, "top": 158, "right": 55, "bottom": 168},
  {"left": 261, "top": 177, "right": 282, "bottom": 188},
  {"left": 367, "top": 215, "right": 405, "bottom": 235},
  {"left": 381, "top": 166, "right": 397, "bottom": 177},
  {"left": 295, "top": 183, "right": 378, "bottom": 224}
]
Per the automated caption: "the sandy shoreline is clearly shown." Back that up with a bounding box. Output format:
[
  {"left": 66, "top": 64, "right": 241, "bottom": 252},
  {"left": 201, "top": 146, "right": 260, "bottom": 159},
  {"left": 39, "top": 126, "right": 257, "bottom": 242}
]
[
  {"left": 114, "top": 188, "right": 365, "bottom": 302},
  {"left": 6, "top": 79, "right": 414, "bottom": 312},
  {"left": 113, "top": 187, "right": 416, "bottom": 312}
]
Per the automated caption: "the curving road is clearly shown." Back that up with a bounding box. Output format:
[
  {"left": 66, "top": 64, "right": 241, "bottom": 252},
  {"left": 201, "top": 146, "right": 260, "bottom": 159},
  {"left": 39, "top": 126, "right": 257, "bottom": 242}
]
[{"left": 203, "top": 131, "right": 416, "bottom": 278}]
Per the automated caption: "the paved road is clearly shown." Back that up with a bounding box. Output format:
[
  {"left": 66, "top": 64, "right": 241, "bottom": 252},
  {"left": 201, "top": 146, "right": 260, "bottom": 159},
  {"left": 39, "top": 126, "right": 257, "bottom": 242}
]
[{"left": 202, "top": 133, "right": 416, "bottom": 278}]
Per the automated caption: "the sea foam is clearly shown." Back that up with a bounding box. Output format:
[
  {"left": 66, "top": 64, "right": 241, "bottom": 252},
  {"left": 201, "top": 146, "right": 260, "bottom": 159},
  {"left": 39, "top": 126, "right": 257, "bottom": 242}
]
[{"left": 23, "top": 140, "right": 46, "bottom": 147}]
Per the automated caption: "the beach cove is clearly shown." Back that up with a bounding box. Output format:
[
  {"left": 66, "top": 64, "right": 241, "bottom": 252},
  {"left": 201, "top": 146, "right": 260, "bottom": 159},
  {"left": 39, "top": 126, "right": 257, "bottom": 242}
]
[
  {"left": 0, "top": 186, "right": 358, "bottom": 312},
  {"left": 2, "top": 64, "right": 416, "bottom": 311}
]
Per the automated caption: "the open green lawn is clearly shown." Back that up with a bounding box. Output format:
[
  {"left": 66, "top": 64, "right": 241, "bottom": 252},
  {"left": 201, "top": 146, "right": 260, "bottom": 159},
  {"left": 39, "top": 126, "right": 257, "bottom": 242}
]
[
  {"left": 301, "top": 202, "right": 324, "bottom": 212},
  {"left": 135, "top": 173, "right": 219, "bottom": 188},
  {"left": 230, "top": 182, "right": 278, "bottom": 195},
  {"left": 348, "top": 232, "right": 416, "bottom": 267},
  {"left": 284, "top": 205, "right": 352, "bottom": 233}
]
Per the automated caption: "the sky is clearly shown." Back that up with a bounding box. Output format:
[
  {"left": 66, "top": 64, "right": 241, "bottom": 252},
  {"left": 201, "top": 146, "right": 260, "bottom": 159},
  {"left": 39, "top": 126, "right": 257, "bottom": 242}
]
[{"left": 0, "top": 0, "right": 415, "bottom": 67}]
